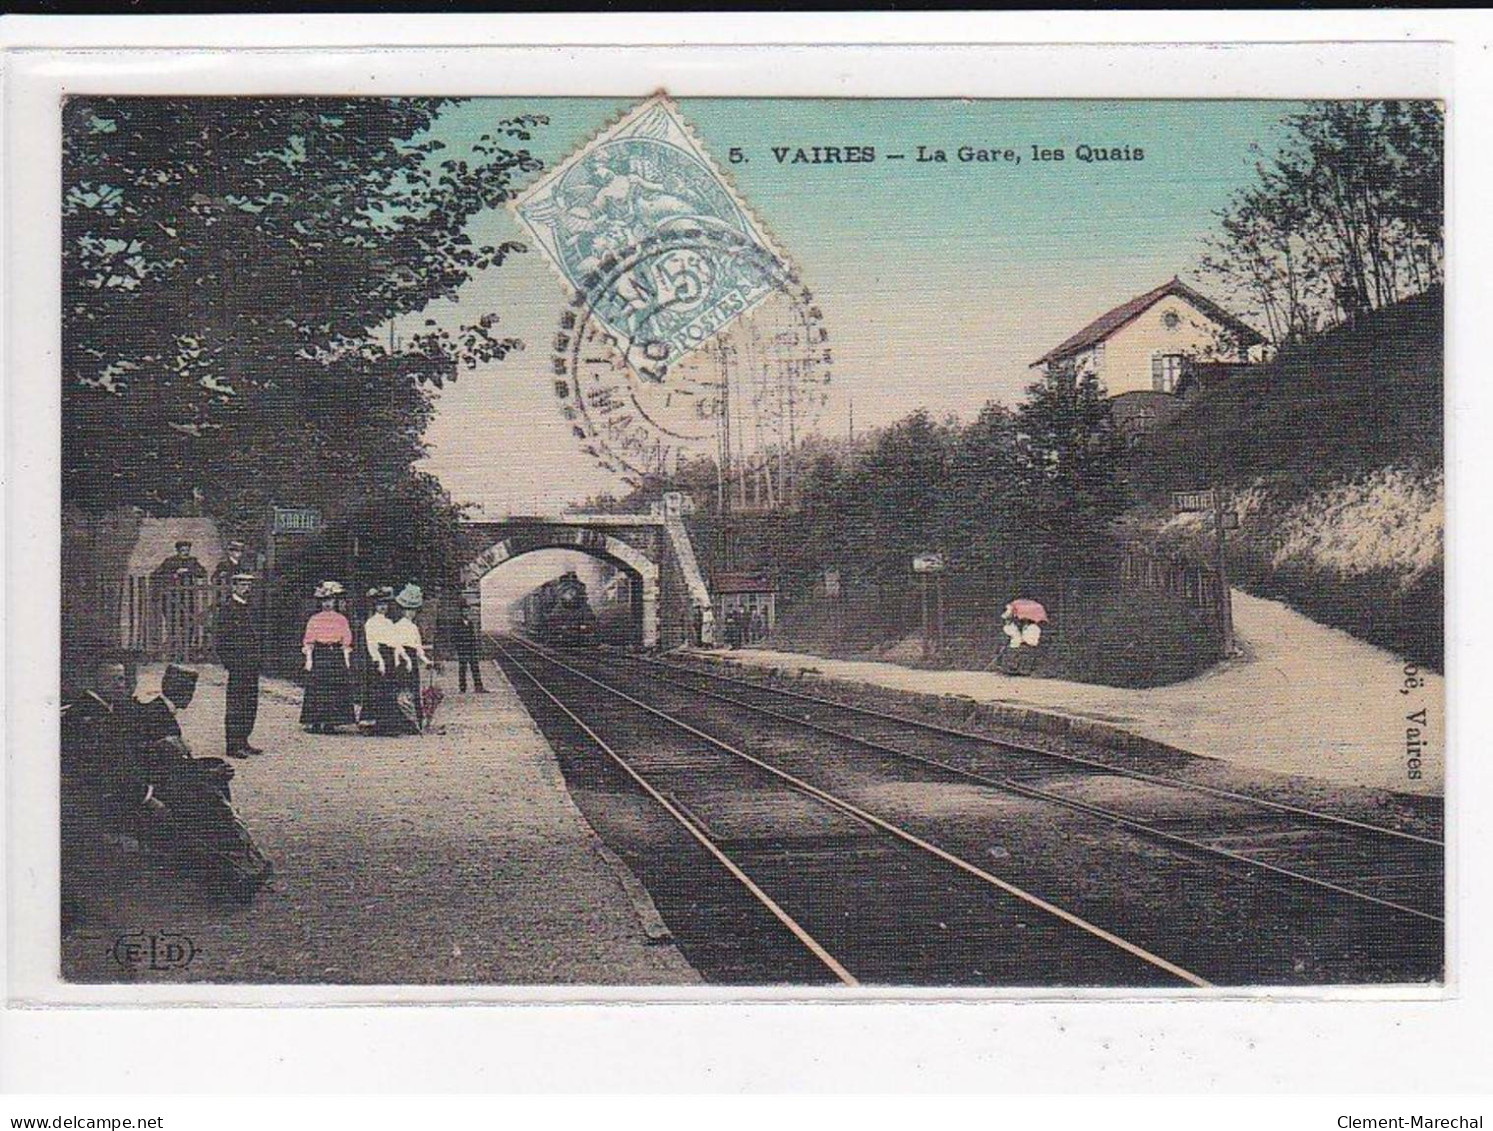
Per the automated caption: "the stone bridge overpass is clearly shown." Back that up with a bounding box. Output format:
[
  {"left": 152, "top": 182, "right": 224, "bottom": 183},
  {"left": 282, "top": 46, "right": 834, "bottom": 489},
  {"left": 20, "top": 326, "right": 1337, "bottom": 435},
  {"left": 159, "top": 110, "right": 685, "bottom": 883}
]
[{"left": 459, "top": 514, "right": 714, "bottom": 649}]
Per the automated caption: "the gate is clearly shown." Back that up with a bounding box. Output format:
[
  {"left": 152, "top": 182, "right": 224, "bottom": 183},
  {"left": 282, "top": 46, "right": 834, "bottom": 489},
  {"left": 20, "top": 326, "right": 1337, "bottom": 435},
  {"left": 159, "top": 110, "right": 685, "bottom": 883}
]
[
  {"left": 107, "top": 575, "right": 226, "bottom": 662},
  {"left": 1119, "top": 545, "right": 1223, "bottom": 611}
]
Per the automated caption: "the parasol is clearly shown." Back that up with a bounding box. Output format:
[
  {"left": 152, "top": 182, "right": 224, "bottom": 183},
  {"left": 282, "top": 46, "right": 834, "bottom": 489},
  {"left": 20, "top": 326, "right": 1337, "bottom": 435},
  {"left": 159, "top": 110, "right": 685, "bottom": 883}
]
[{"left": 1004, "top": 598, "right": 1049, "bottom": 623}]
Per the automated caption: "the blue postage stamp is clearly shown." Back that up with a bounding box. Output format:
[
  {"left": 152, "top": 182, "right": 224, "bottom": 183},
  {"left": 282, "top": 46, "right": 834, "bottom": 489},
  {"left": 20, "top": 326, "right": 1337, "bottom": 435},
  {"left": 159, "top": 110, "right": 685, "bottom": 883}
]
[{"left": 514, "top": 95, "right": 787, "bottom": 371}]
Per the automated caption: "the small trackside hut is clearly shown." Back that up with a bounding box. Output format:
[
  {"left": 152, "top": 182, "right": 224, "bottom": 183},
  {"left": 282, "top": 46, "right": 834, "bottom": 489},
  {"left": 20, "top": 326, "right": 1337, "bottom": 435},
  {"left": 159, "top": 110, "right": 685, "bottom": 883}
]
[{"left": 713, "top": 572, "right": 777, "bottom": 648}]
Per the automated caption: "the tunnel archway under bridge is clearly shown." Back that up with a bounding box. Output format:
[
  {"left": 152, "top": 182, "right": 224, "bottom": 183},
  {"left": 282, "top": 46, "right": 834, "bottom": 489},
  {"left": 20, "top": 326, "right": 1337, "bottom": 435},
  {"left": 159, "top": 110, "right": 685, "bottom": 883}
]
[{"left": 461, "top": 515, "right": 708, "bottom": 649}]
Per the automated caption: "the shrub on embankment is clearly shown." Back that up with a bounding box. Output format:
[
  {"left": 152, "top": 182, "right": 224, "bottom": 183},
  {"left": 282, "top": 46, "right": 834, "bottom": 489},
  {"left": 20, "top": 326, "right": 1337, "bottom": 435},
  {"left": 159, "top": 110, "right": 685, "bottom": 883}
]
[
  {"left": 1135, "top": 467, "right": 1443, "bottom": 670},
  {"left": 1124, "top": 290, "right": 1444, "bottom": 670},
  {"left": 767, "top": 581, "right": 1221, "bottom": 690}
]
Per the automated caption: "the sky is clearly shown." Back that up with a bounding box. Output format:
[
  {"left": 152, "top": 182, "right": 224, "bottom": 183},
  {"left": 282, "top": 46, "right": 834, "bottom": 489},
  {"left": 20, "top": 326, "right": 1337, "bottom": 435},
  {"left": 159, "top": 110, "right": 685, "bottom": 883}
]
[{"left": 416, "top": 97, "right": 1299, "bottom": 516}]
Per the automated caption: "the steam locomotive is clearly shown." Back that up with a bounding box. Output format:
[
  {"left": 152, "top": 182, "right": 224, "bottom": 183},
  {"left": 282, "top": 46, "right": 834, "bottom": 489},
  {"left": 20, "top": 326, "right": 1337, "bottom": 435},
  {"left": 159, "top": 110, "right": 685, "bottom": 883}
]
[{"left": 519, "top": 571, "right": 598, "bottom": 648}]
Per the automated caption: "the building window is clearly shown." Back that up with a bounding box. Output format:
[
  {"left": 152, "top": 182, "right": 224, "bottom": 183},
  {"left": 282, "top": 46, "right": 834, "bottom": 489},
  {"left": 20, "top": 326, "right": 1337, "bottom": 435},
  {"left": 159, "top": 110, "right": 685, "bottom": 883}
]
[
  {"left": 1152, "top": 353, "right": 1185, "bottom": 393},
  {"left": 1162, "top": 310, "right": 1182, "bottom": 331}
]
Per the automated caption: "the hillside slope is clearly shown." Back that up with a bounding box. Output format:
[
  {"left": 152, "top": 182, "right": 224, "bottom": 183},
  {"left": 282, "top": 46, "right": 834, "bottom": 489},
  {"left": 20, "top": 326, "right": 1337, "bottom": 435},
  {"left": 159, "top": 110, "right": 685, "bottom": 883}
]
[{"left": 1122, "top": 288, "right": 1443, "bottom": 668}]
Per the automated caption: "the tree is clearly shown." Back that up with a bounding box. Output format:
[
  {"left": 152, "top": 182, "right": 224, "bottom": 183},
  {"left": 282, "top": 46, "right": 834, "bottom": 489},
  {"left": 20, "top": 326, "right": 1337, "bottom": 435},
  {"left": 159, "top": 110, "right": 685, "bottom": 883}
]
[
  {"left": 62, "top": 97, "right": 546, "bottom": 530},
  {"left": 1199, "top": 100, "right": 1443, "bottom": 342},
  {"left": 837, "top": 411, "right": 960, "bottom": 586},
  {"left": 1013, "top": 368, "right": 1128, "bottom": 580},
  {"left": 934, "top": 401, "right": 1025, "bottom": 577}
]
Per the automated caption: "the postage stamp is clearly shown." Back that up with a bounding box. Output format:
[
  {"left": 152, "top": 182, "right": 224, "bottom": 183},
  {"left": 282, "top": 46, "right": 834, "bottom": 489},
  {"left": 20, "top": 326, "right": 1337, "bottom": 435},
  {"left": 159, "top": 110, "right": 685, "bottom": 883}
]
[
  {"left": 15, "top": 55, "right": 1451, "bottom": 1004},
  {"left": 516, "top": 95, "right": 788, "bottom": 374}
]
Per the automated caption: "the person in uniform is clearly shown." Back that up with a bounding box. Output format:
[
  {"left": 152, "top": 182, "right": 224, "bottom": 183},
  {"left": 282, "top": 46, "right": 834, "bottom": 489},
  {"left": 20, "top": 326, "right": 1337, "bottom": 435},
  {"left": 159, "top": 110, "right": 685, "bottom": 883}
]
[
  {"left": 133, "top": 662, "right": 199, "bottom": 746},
  {"left": 451, "top": 610, "right": 486, "bottom": 694},
  {"left": 300, "top": 581, "right": 356, "bottom": 734},
  {"left": 153, "top": 540, "right": 209, "bottom": 661},
  {"left": 153, "top": 540, "right": 208, "bottom": 583},
  {"left": 215, "top": 572, "right": 263, "bottom": 758},
  {"left": 212, "top": 539, "right": 248, "bottom": 591},
  {"left": 129, "top": 663, "right": 235, "bottom": 817}
]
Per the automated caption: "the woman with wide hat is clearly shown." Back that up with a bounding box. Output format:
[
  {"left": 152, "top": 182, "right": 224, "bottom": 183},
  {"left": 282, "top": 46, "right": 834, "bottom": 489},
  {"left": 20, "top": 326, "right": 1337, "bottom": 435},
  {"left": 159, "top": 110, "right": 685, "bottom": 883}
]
[
  {"left": 299, "top": 581, "right": 356, "bottom": 734},
  {"left": 382, "top": 583, "right": 432, "bottom": 735}
]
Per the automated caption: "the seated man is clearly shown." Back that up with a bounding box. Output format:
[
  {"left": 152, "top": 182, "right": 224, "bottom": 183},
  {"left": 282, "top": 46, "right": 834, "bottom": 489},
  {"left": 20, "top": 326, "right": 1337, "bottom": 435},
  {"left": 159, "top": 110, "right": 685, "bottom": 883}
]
[
  {"left": 130, "top": 663, "right": 235, "bottom": 815},
  {"left": 61, "top": 658, "right": 147, "bottom": 932},
  {"left": 127, "top": 663, "right": 271, "bottom": 901},
  {"left": 61, "top": 658, "right": 148, "bottom": 831}
]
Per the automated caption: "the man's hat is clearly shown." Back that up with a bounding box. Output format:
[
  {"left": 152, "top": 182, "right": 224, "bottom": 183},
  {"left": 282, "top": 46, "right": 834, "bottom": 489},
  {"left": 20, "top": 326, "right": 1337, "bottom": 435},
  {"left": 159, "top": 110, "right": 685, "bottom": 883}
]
[
  {"left": 394, "top": 583, "right": 424, "bottom": 610},
  {"left": 161, "top": 664, "right": 199, "bottom": 704},
  {"left": 231, "top": 571, "right": 256, "bottom": 582}
]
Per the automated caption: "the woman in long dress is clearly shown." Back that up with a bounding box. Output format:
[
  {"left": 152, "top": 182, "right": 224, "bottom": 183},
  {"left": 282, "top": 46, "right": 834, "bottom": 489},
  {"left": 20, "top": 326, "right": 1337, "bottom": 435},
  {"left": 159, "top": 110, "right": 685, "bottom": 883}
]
[
  {"left": 300, "top": 581, "right": 356, "bottom": 733},
  {"left": 360, "top": 586, "right": 395, "bottom": 732},
  {"left": 388, "top": 584, "right": 433, "bottom": 733}
]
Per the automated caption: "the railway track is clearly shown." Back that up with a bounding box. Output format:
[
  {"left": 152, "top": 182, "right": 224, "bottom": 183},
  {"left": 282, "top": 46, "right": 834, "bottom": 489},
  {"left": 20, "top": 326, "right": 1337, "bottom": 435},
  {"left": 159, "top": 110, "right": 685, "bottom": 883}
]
[
  {"left": 497, "top": 637, "right": 1442, "bottom": 986},
  {"left": 493, "top": 637, "right": 1207, "bottom": 988},
  {"left": 623, "top": 651, "right": 1445, "bottom": 924}
]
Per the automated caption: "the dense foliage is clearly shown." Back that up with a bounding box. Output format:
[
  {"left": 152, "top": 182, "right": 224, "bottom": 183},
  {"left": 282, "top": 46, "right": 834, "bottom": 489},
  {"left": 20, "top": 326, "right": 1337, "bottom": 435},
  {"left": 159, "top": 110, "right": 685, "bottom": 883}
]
[
  {"left": 598, "top": 366, "right": 1128, "bottom": 605},
  {"left": 62, "top": 97, "right": 545, "bottom": 554}
]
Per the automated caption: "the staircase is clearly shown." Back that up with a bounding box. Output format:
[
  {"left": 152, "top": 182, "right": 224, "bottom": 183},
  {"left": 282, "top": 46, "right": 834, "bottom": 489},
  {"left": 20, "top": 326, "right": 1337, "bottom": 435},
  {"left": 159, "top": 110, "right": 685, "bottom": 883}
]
[{"left": 663, "top": 516, "right": 716, "bottom": 645}]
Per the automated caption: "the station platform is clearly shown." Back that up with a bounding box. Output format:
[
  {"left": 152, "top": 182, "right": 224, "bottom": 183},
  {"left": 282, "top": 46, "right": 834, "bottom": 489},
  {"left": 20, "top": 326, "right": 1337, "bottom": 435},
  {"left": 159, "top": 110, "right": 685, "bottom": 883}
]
[
  {"left": 691, "top": 589, "right": 1443, "bottom": 799},
  {"left": 61, "top": 660, "right": 702, "bottom": 985}
]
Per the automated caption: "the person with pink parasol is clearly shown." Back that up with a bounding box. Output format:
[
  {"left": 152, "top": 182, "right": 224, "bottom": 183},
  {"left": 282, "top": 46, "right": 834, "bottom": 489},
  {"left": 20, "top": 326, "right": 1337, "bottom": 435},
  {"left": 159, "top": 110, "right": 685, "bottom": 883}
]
[{"left": 998, "top": 598, "right": 1049, "bottom": 675}]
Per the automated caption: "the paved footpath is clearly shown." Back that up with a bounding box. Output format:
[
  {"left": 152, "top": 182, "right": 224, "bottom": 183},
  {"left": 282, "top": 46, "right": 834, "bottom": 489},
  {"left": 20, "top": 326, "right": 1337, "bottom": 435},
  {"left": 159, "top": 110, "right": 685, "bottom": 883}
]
[
  {"left": 704, "top": 590, "right": 1443, "bottom": 798},
  {"left": 63, "top": 660, "right": 701, "bottom": 985}
]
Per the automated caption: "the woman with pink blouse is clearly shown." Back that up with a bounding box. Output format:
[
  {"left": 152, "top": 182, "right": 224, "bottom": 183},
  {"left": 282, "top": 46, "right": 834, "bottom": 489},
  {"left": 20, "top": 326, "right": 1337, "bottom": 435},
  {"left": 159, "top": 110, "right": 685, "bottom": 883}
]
[{"left": 300, "top": 580, "right": 356, "bottom": 733}]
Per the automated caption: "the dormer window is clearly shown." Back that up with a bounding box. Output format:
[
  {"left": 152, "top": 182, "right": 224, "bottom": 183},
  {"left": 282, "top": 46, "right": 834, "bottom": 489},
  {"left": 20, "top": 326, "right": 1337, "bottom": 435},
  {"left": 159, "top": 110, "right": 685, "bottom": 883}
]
[{"left": 1162, "top": 310, "right": 1181, "bottom": 331}]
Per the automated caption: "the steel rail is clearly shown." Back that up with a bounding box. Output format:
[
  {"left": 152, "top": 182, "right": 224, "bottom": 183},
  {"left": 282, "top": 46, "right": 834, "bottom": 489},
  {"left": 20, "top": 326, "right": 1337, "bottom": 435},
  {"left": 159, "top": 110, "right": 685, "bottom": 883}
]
[
  {"left": 494, "top": 640, "right": 859, "bottom": 987},
  {"left": 506, "top": 636, "right": 1211, "bottom": 988},
  {"left": 630, "top": 653, "right": 1443, "bottom": 850},
  {"left": 600, "top": 654, "right": 1442, "bottom": 925}
]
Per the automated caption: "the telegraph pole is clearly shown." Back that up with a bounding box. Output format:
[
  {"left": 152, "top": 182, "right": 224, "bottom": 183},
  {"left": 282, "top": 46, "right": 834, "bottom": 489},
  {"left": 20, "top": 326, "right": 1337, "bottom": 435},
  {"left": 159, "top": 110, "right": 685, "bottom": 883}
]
[
  {"left": 920, "top": 572, "right": 931, "bottom": 660},
  {"left": 1213, "top": 487, "right": 1235, "bottom": 656}
]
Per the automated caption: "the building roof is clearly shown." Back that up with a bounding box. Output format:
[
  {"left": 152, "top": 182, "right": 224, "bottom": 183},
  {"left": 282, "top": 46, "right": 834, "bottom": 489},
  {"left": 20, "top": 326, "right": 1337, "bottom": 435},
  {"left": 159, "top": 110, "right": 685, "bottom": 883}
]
[
  {"left": 713, "top": 572, "right": 776, "bottom": 595},
  {"left": 1031, "top": 278, "right": 1267, "bottom": 368}
]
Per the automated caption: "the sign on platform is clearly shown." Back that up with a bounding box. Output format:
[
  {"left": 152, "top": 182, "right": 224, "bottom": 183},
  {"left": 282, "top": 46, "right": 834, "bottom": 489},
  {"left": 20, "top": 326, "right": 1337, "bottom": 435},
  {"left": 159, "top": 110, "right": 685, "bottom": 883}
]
[
  {"left": 1172, "top": 489, "right": 1216, "bottom": 514},
  {"left": 270, "top": 506, "right": 323, "bottom": 536},
  {"left": 912, "top": 553, "right": 945, "bottom": 574}
]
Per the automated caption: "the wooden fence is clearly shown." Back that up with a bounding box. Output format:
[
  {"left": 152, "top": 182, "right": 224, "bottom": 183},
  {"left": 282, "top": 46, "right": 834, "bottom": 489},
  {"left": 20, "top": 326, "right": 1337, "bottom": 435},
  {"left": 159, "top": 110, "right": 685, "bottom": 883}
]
[
  {"left": 1118, "top": 544, "right": 1223, "bottom": 611},
  {"left": 94, "top": 574, "right": 231, "bottom": 663}
]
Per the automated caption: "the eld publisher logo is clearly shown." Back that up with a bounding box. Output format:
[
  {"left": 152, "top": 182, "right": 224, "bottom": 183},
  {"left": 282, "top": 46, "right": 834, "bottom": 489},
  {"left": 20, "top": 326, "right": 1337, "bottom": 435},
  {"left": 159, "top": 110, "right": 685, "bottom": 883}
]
[{"left": 111, "top": 931, "right": 197, "bottom": 971}]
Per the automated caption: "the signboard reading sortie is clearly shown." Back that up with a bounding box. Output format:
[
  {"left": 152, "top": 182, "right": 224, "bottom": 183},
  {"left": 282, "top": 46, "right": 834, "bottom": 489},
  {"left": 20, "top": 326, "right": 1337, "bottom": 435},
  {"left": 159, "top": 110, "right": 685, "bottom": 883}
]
[
  {"left": 1172, "top": 489, "right": 1216, "bottom": 514},
  {"left": 270, "top": 506, "right": 323, "bottom": 536},
  {"left": 912, "top": 553, "right": 945, "bottom": 574}
]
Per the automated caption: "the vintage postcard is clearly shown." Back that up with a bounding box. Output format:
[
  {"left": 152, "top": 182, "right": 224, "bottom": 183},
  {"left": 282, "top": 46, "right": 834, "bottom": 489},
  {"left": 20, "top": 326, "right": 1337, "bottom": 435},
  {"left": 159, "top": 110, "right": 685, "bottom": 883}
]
[{"left": 41, "top": 80, "right": 1445, "bottom": 995}]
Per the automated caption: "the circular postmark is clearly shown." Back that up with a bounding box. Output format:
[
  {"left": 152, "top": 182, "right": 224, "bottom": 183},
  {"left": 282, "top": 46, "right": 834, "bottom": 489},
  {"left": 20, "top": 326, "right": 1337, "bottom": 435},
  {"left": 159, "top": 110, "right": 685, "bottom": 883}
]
[{"left": 551, "top": 225, "right": 832, "bottom": 484}]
